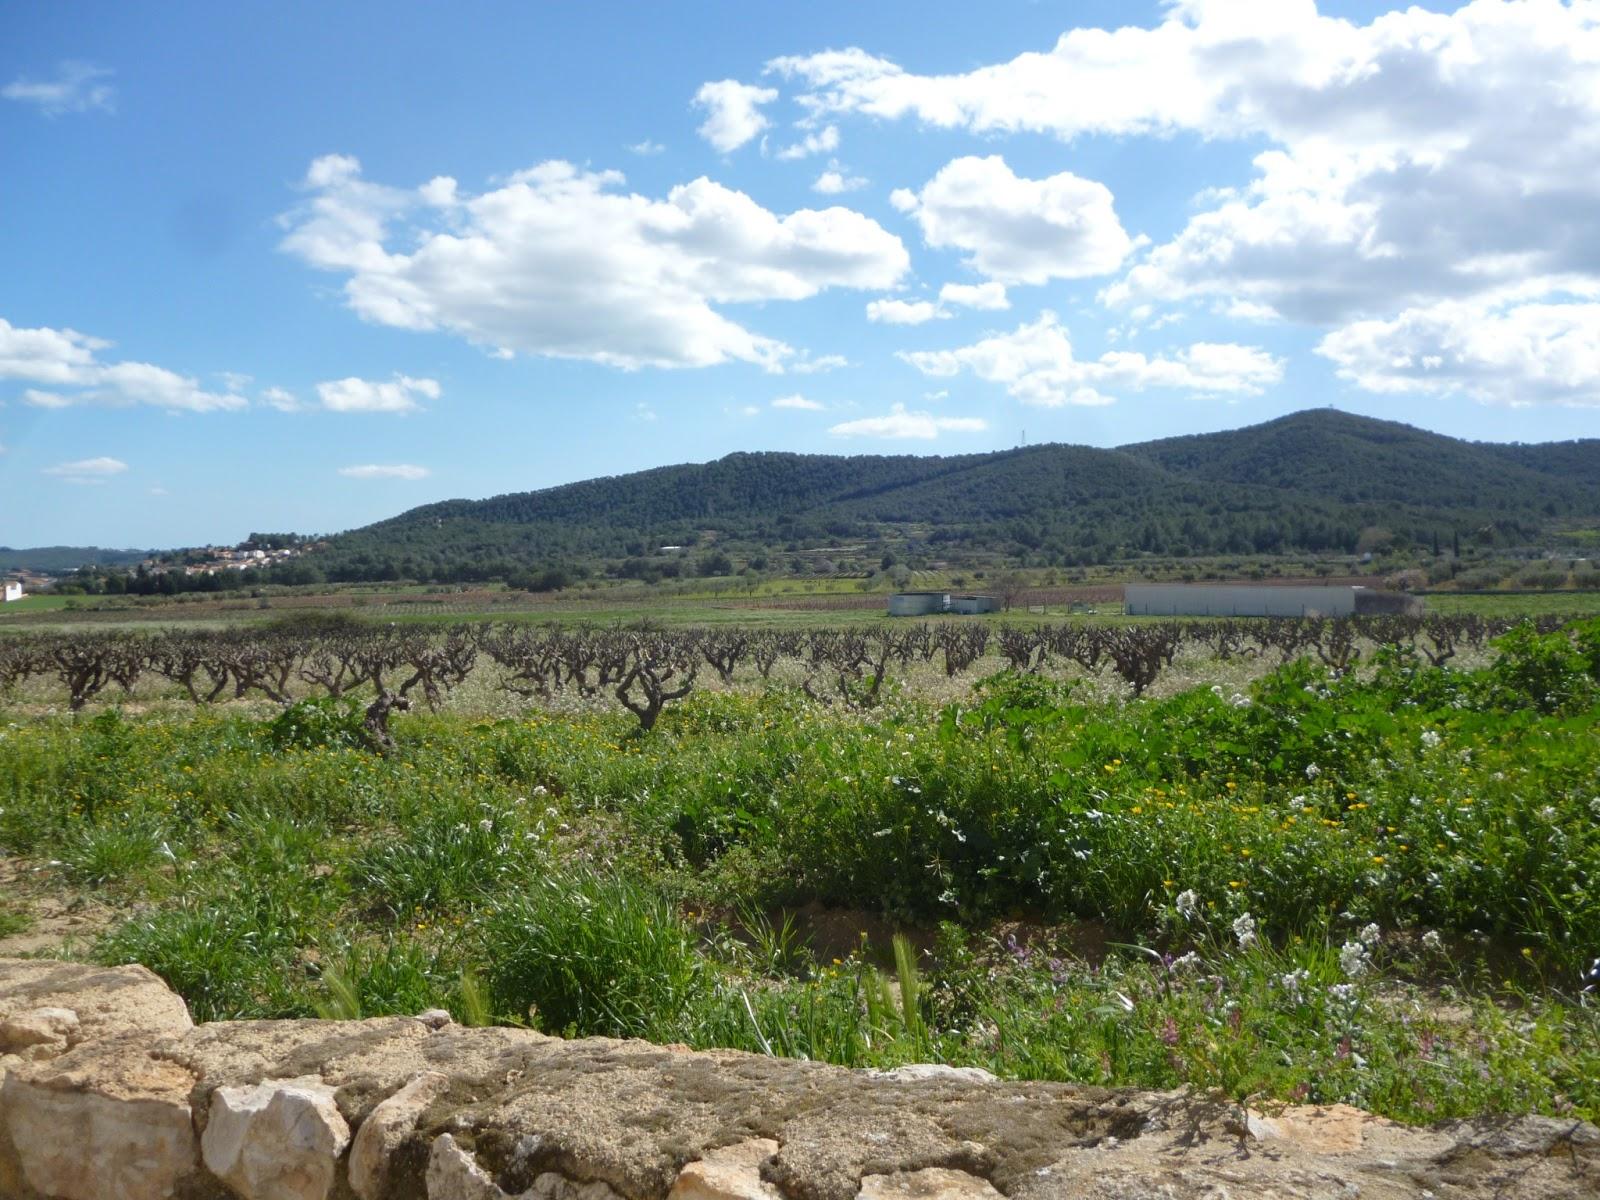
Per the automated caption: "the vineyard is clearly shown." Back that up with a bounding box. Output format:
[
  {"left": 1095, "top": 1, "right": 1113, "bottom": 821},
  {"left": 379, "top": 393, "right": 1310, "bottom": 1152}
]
[
  {"left": 0, "top": 612, "right": 1557, "bottom": 730},
  {"left": 2, "top": 612, "right": 1598, "bottom": 1124}
]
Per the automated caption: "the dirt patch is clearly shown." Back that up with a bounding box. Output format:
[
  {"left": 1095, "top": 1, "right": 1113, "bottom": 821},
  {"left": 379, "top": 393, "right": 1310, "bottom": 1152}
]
[{"left": 0, "top": 856, "right": 119, "bottom": 957}]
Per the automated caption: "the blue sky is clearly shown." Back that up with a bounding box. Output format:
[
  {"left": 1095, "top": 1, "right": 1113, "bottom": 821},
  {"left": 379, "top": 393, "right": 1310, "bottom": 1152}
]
[{"left": 3, "top": 0, "right": 1598, "bottom": 548}]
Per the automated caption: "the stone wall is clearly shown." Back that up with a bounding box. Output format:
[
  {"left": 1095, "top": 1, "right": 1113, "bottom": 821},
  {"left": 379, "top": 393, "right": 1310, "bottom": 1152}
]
[{"left": 2, "top": 958, "right": 1596, "bottom": 1200}]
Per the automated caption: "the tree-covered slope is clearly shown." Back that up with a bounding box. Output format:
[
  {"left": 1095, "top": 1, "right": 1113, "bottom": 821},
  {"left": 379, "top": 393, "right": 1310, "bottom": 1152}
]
[{"left": 288, "top": 410, "right": 1600, "bottom": 582}]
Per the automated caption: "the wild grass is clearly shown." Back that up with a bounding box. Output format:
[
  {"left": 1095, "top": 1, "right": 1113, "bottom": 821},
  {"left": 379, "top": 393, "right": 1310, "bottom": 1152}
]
[{"left": 0, "top": 619, "right": 1597, "bottom": 1121}]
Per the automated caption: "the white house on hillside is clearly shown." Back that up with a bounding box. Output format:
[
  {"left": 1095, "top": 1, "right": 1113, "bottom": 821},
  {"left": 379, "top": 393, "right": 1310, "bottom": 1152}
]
[{"left": 3, "top": 582, "right": 24, "bottom": 603}]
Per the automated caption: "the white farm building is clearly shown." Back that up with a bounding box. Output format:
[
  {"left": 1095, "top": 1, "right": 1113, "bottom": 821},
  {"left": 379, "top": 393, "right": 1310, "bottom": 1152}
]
[
  {"left": 2, "top": 582, "right": 23, "bottom": 603},
  {"left": 1124, "top": 584, "right": 1420, "bottom": 618}
]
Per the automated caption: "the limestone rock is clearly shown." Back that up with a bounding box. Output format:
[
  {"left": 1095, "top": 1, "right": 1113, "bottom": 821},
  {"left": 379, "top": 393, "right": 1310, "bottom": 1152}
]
[
  {"left": 867, "top": 1065, "right": 997, "bottom": 1086},
  {"left": 418, "top": 1009, "right": 455, "bottom": 1030},
  {"left": 0, "top": 959, "right": 191, "bottom": 1048},
  {"left": 201, "top": 1075, "right": 351, "bottom": 1200},
  {"left": 668, "top": 1138, "right": 783, "bottom": 1200},
  {"left": 349, "top": 1070, "right": 450, "bottom": 1200},
  {"left": 859, "top": 1167, "right": 1005, "bottom": 1200},
  {"left": 0, "top": 1033, "right": 200, "bottom": 1200},
  {"left": 0, "top": 1006, "right": 80, "bottom": 1055},
  {"left": 428, "top": 1133, "right": 514, "bottom": 1199}
]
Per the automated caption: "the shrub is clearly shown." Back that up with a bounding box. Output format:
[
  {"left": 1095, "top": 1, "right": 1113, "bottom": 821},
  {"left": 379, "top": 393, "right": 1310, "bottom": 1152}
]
[{"left": 479, "top": 869, "right": 706, "bottom": 1038}]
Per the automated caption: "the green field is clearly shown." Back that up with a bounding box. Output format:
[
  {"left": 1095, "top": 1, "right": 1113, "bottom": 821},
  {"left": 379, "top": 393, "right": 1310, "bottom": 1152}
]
[{"left": 2, "top": 616, "right": 1598, "bottom": 1123}]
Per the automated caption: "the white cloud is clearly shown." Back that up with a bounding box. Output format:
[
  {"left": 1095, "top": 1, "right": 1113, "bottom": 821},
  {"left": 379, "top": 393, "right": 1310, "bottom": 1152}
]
[
  {"left": 3, "top": 62, "right": 114, "bottom": 115},
  {"left": 22, "top": 389, "right": 73, "bottom": 409},
  {"left": 866, "top": 298, "right": 948, "bottom": 326},
  {"left": 772, "top": 4, "right": 1600, "bottom": 406},
  {"left": 777, "top": 124, "right": 839, "bottom": 160},
  {"left": 315, "top": 375, "right": 439, "bottom": 414},
  {"left": 812, "top": 163, "right": 868, "bottom": 194},
  {"left": 693, "top": 80, "right": 778, "bottom": 152},
  {"left": 628, "top": 140, "right": 665, "bottom": 156},
  {"left": 939, "top": 282, "right": 1009, "bottom": 311},
  {"left": 829, "top": 402, "right": 988, "bottom": 440},
  {"left": 280, "top": 156, "right": 907, "bottom": 372},
  {"left": 634, "top": 402, "right": 658, "bottom": 422},
  {"left": 892, "top": 156, "right": 1134, "bottom": 285},
  {"left": 148, "top": 486, "right": 168, "bottom": 496},
  {"left": 260, "top": 387, "right": 303, "bottom": 412},
  {"left": 1317, "top": 298, "right": 1600, "bottom": 408},
  {"left": 0, "top": 317, "right": 246, "bottom": 412},
  {"left": 789, "top": 353, "right": 849, "bottom": 374},
  {"left": 43, "top": 456, "right": 128, "bottom": 484},
  {"left": 772, "top": 393, "right": 824, "bottom": 410},
  {"left": 338, "top": 463, "right": 430, "bottom": 480},
  {"left": 901, "top": 311, "right": 1282, "bottom": 407}
]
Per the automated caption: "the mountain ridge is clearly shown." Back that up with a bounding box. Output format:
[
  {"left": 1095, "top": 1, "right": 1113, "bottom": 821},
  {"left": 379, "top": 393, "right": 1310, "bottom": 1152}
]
[{"left": 280, "top": 410, "right": 1600, "bottom": 582}]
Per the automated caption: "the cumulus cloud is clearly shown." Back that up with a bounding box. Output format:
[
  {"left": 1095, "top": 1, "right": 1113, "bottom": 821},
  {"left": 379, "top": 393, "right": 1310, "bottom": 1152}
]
[
  {"left": 789, "top": 353, "right": 849, "bottom": 374},
  {"left": 260, "top": 387, "right": 303, "bottom": 412},
  {"left": 3, "top": 61, "right": 114, "bottom": 115},
  {"left": 279, "top": 156, "right": 908, "bottom": 372},
  {"left": 776, "top": 124, "right": 840, "bottom": 160},
  {"left": 1316, "top": 298, "right": 1600, "bottom": 408},
  {"left": 829, "top": 402, "right": 987, "bottom": 440},
  {"left": 940, "top": 282, "right": 1009, "bottom": 311},
  {"left": 628, "top": 140, "right": 665, "bottom": 156},
  {"left": 891, "top": 156, "right": 1134, "bottom": 284},
  {"left": 866, "top": 298, "right": 947, "bottom": 326},
  {"left": 693, "top": 80, "right": 778, "bottom": 152},
  {"left": 772, "top": 393, "right": 824, "bottom": 410},
  {"left": 43, "top": 456, "right": 128, "bottom": 484},
  {"left": 338, "top": 463, "right": 430, "bottom": 479},
  {"left": 771, "top": 3, "right": 1600, "bottom": 406},
  {"left": 0, "top": 317, "right": 246, "bottom": 412},
  {"left": 812, "top": 163, "right": 868, "bottom": 194},
  {"left": 901, "top": 311, "right": 1282, "bottom": 407},
  {"left": 315, "top": 375, "right": 439, "bottom": 414}
]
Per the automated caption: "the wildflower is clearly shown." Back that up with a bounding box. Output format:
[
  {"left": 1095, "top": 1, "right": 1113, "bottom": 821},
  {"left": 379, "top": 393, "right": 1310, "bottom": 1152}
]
[
  {"left": 1420, "top": 729, "right": 1441, "bottom": 749},
  {"left": 1305, "top": 764, "right": 1321, "bottom": 780},
  {"left": 1339, "top": 941, "right": 1370, "bottom": 978},
  {"left": 1422, "top": 930, "right": 1444, "bottom": 952},
  {"left": 1175, "top": 890, "right": 1200, "bottom": 919},
  {"left": 1279, "top": 969, "right": 1309, "bottom": 1003},
  {"left": 1358, "top": 923, "right": 1381, "bottom": 948},
  {"left": 1329, "top": 982, "right": 1360, "bottom": 1007},
  {"left": 1232, "top": 912, "right": 1257, "bottom": 950},
  {"left": 1160, "top": 1016, "right": 1181, "bottom": 1046},
  {"left": 1170, "top": 951, "right": 1201, "bottom": 973}
]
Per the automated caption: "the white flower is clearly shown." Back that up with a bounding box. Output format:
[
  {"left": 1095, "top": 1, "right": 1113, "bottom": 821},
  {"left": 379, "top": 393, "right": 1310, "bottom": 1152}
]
[
  {"left": 1339, "top": 941, "right": 1370, "bottom": 978},
  {"left": 1229, "top": 692, "right": 1250, "bottom": 708},
  {"left": 1328, "top": 982, "right": 1360, "bottom": 1007},
  {"left": 1305, "top": 764, "right": 1321, "bottom": 780},
  {"left": 1590, "top": 797, "right": 1600, "bottom": 818},
  {"left": 1358, "top": 923, "right": 1382, "bottom": 948},
  {"left": 1537, "top": 805, "right": 1557, "bottom": 822},
  {"left": 1420, "top": 729, "right": 1441, "bottom": 749},
  {"left": 1279, "top": 968, "right": 1309, "bottom": 1004},
  {"left": 1170, "top": 951, "right": 1201, "bottom": 973},
  {"left": 1421, "top": 930, "right": 1444, "bottom": 952},
  {"left": 1175, "top": 890, "right": 1200, "bottom": 919},
  {"left": 1232, "top": 912, "right": 1258, "bottom": 951}
]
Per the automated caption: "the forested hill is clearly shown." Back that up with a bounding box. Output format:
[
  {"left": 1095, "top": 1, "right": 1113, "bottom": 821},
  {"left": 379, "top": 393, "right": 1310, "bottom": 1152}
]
[
  {"left": 0, "top": 546, "right": 149, "bottom": 573},
  {"left": 294, "top": 410, "right": 1600, "bottom": 583}
]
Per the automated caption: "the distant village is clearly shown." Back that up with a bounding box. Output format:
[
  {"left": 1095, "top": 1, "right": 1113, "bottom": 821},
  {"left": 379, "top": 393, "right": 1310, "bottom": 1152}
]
[{"left": 2, "top": 537, "right": 317, "bottom": 601}]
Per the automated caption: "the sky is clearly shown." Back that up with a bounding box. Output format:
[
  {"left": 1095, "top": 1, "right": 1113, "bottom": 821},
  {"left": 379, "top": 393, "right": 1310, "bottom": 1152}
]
[{"left": 3, "top": 0, "right": 1599, "bottom": 549}]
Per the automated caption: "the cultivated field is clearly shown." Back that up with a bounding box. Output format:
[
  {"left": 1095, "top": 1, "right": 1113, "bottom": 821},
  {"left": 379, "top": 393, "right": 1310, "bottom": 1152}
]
[{"left": 1, "top": 613, "right": 1597, "bottom": 1124}]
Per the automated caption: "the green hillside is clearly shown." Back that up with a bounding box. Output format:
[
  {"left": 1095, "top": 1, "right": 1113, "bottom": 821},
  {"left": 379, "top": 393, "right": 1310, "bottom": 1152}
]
[
  {"left": 245, "top": 410, "right": 1600, "bottom": 584},
  {"left": 0, "top": 546, "right": 149, "bottom": 574}
]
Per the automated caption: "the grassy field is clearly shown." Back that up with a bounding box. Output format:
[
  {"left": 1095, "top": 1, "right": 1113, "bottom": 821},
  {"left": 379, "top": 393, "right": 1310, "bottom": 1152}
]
[
  {"left": 6, "top": 577, "right": 1600, "bottom": 635},
  {"left": 2, "top": 617, "right": 1598, "bottom": 1123}
]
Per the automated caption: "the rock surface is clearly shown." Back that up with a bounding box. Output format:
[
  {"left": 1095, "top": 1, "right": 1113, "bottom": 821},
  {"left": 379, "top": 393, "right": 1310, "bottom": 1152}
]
[
  {"left": 1, "top": 957, "right": 1597, "bottom": 1200},
  {"left": 201, "top": 1075, "right": 352, "bottom": 1200}
]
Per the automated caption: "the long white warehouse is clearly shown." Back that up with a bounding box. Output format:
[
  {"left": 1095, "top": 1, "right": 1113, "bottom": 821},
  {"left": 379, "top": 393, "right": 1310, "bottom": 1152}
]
[{"left": 1124, "top": 584, "right": 1419, "bottom": 617}]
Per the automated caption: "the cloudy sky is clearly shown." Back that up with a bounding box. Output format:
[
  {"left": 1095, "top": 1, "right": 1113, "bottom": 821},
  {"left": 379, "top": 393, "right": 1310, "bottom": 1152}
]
[{"left": 3, "top": 1, "right": 1598, "bottom": 547}]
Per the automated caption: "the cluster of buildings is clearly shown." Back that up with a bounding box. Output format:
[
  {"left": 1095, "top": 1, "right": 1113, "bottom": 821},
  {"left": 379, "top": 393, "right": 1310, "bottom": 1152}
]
[{"left": 173, "top": 545, "right": 304, "bottom": 577}]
